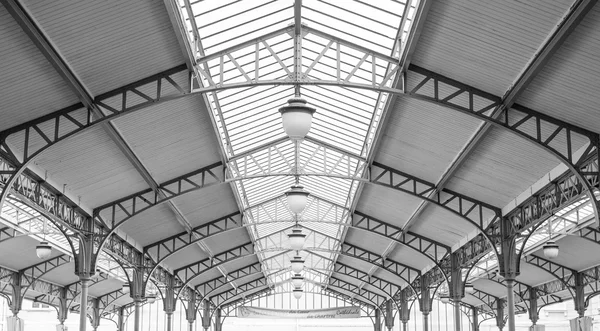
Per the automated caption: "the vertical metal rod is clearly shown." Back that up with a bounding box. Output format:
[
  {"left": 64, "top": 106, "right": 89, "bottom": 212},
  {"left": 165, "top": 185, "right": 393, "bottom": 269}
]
[
  {"left": 294, "top": 0, "right": 302, "bottom": 97},
  {"left": 79, "top": 278, "right": 90, "bottom": 331},
  {"left": 167, "top": 312, "right": 173, "bottom": 331},
  {"left": 506, "top": 279, "right": 516, "bottom": 331},
  {"left": 454, "top": 301, "right": 461, "bottom": 331},
  {"left": 422, "top": 313, "right": 429, "bottom": 331},
  {"left": 134, "top": 300, "right": 142, "bottom": 331}
]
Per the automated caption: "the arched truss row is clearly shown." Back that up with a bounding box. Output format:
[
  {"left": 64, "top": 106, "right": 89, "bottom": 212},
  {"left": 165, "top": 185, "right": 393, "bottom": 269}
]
[
  {"left": 221, "top": 283, "right": 378, "bottom": 319},
  {"left": 172, "top": 240, "right": 420, "bottom": 301},
  {"left": 0, "top": 255, "right": 71, "bottom": 311},
  {"left": 332, "top": 263, "right": 402, "bottom": 300},
  {"left": 0, "top": 162, "right": 176, "bottom": 284},
  {"left": 32, "top": 272, "right": 113, "bottom": 310},
  {"left": 90, "top": 150, "right": 502, "bottom": 258},
  {"left": 220, "top": 279, "right": 382, "bottom": 313},
  {"left": 196, "top": 262, "right": 263, "bottom": 299},
  {"left": 328, "top": 276, "right": 388, "bottom": 307},
  {"left": 351, "top": 211, "right": 451, "bottom": 283},
  {"left": 198, "top": 261, "right": 403, "bottom": 306},
  {"left": 207, "top": 273, "right": 388, "bottom": 310},
  {"left": 69, "top": 288, "right": 129, "bottom": 319},
  {"left": 140, "top": 201, "right": 448, "bottom": 285},
  {"left": 14, "top": 255, "right": 72, "bottom": 304}
]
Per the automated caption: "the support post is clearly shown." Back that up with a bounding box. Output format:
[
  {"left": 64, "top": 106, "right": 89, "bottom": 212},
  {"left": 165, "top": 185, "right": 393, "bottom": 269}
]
[
  {"left": 472, "top": 306, "right": 479, "bottom": 331},
  {"left": 450, "top": 253, "right": 464, "bottom": 331},
  {"left": 499, "top": 221, "right": 519, "bottom": 331},
  {"left": 495, "top": 299, "right": 506, "bottom": 331},
  {"left": 117, "top": 307, "right": 125, "bottom": 331},
  {"left": 214, "top": 308, "right": 222, "bottom": 331},
  {"left": 133, "top": 299, "right": 142, "bottom": 331},
  {"left": 130, "top": 265, "right": 145, "bottom": 331},
  {"left": 385, "top": 300, "right": 395, "bottom": 331},
  {"left": 528, "top": 287, "right": 539, "bottom": 326},
  {"left": 164, "top": 275, "right": 176, "bottom": 331},
  {"left": 57, "top": 287, "right": 69, "bottom": 330},
  {"left": 9, "top": 272, "right": 22, "bottom": 316},
  {"left": 400, "top": 292, "right": 410, "bottom": 331},
  {"left": 202, "top": 300, "right": 211, "bottom": 331},
  {"left": 90, "top": 298, "right": 100, "bottom": 331},
  {"left": 374, "top": 308, "right": 382, "bottom": 331},
  {"left": 419, "top": 277, "right": 432, "bottom": 331},
  {"left": 574, "top": 273, "right": 586, "bottom": 318},
  {"left": 74, "top": 221, "right": 98, "bottom": 331},
  {"left": 186, "top": 289, "right": 197, "bottom": 331},
  {"left": 505, "top": 279, "right": 516, "bottom": 331}
]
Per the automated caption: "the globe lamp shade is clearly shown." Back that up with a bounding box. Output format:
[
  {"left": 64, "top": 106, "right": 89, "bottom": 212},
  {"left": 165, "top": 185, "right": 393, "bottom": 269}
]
[
  {"left": 146, "top": 294, "right": 156, "bottom": 304},
  {"left": 293, "top": 288, "right": 303, "bottom": 300},
  {"left": 543, "top": 241, "right": 559, "bottom": 259},
  {"left": 464, "top": 282, "right": 474, "bottom": 294},
  {"left": 279, "top": 98, "right": 316, "bottom": 140},
  {"left": 292, "top": 274, "right": 304, "bottom": 288},
  {"left": 36, "top": 241, "right": 52, "bottom": 259},
  {"left": 440, "top": 295, "right": 450, "bottom": 304},
  {"left": 290, "top": 256, "right": 305, "bottom": 273},
  {"left": 286, "top": 185, "right": 309, "bottom": 214},
  {"left": 122, "top": 284, "right": 130, "bottom": 294},
  {"left": 288, "top": 229, "right": 306, "bottom": 251}
]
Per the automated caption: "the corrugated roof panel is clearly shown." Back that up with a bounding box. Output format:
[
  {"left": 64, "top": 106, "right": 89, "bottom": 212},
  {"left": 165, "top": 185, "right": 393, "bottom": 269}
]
[
  {"left": 0, "top": 6, "right": 79, "bottom": 131},
  {"left": 203, "top": 227, "right": 251, "bottom": 254},
  {"left": 172, "top": 185, "right": 239, "bottom": 228},
  {"left": 344, "top": 228, "right": 393, "bottom": 256},
  {"left": 386, "top": 245, "right": 432, "bottom": 272},
  {"left": 412, "top": 0, "right": 573, "bottom": 96},
  {"left": 22, "top": 0, "right": 185, "bottom": 95},
  {"left": 445, "top": 127, "right": 580, "bottom": 208},
  {"left": 32, "top": 126, "right": 149, "bottom": 209},
  {"left": 516, "top": 262, "right": 558, "bottom": 287},
  {"left": 533, "top": 236, "right": 600, "bottom": 272},
  {"left": 410, "top": 204, "right": 490, "bottom": 247},
  {"left": 112, "top": 95, "right": 223, "bottom": 183},
  {"left": 375, "top": 97, "right": 482, "bottom": 184},
  {"left": 34, "top": 262, "right": 77, "bottom": 287},
  {"left": 163, "top": 245, "right": 209, "bottom": 271},
  {"left": 518, "top": 6, "right": 600, "bottom": 133},
  {"left": 355, "top": 184, "right": 424, "bottom": 229},
  {"left": 119, "top": 203, "right": 186, "bottom": 247},
  {"left": 371, "top": 265, "right": 408, "bottom": 288},
  {"left": 0, "top": 235, "right": 64, "bottom": 271},
  {"left": 189, "top": 268, "right": 223, "bottom": 288}
]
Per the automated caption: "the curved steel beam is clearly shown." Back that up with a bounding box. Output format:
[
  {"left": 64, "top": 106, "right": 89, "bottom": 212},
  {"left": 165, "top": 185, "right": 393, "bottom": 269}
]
[
  {"left": 140, "top": 206, "right": 447, "bottom": 289},
  {"left": 522, "top": 254, "right": 576, "bottom": 300},
  {"left": 17, "top": 255, "right": 72, "bottom": 304}
]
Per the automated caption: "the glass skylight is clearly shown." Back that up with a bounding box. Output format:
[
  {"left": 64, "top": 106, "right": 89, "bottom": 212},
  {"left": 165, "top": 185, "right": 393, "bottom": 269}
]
[{"left": 178, "top": 0, "right": 416, "bottom": 291}]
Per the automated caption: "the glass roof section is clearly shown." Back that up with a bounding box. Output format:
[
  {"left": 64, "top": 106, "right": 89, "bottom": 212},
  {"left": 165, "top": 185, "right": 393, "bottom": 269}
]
[{"left": 178, "top": 0, "right": 416, "bottom": 289}]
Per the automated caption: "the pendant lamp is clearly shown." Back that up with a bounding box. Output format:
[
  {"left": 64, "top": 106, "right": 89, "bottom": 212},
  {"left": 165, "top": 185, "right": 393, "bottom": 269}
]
[
  {"left": 290, "top": 256, "right": 304, "bottom": 273},
  {"left": 288, "top": 228, "right": 306, "bottom": 251},
  {"left": 279, "top": 98, "right": 316, "bottom": 140},
  {"left": 36, "top": 241, "right": 52, "bottom": 259}
]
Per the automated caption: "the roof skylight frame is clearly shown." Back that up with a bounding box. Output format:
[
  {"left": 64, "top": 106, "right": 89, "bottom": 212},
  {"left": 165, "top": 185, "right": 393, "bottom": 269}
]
[{"left": 181, "top": 0, "right": 418, "bottom": 291}]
